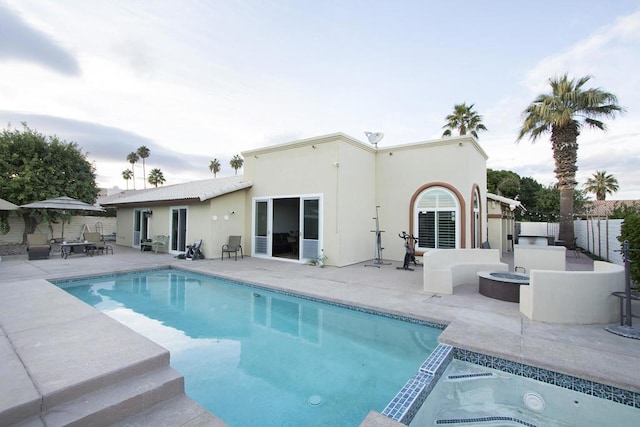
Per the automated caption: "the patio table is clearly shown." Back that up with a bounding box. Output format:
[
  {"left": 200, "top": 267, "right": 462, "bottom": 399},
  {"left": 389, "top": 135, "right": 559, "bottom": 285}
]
[{"left": 60, "top": 242, "right": 97, "bottom": 259}]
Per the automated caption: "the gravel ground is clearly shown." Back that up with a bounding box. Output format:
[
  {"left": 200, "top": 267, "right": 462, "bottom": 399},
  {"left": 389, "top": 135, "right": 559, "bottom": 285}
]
[{"left": 0, "top": 243, "right": 27, "bottom": 256}]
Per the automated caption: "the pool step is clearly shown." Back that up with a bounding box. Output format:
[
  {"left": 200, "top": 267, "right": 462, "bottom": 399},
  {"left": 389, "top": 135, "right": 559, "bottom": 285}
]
[
  {"left": 1, "top": 279, "right": 220, "bottom": 426},
  {"left": 115, "top": 395, "right": 229, "bottom": 427},
  {"left": 15, "top": 366, "right": 190, "bottom": 426}
]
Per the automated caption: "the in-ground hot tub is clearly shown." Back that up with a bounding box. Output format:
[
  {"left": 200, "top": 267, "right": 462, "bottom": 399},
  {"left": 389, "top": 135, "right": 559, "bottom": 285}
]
[{"left": 478, "top": 271, "right": 529, "bottom": 303}]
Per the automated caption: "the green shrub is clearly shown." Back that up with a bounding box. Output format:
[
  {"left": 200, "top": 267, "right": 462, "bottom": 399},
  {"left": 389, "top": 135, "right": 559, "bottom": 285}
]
[{"left": 618, "top": 214, "right": 640, "bottom": 288}]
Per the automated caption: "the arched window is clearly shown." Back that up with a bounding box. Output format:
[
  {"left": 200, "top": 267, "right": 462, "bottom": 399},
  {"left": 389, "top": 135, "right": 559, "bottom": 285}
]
[{"left": 414, "top": 187, "right": 459, "bottom": 250}]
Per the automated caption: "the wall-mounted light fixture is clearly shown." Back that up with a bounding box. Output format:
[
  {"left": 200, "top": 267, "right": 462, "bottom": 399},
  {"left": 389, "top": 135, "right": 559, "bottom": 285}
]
[
  {"left": 311, "top": 145, "right": 316, "bottom": 149},
  {"left": 229, "top": 210, "right": 236, "bottom": 215},
  {"left": 144, "top": 209, "right": 153, "bottom": 217}
]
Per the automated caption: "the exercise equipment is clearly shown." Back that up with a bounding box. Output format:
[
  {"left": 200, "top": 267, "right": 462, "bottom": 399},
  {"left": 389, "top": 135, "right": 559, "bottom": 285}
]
[
  {"left": 365, "top": 206, "right": 391, "bottom": 267},
  {"left": 397, "top": 231, "right": 420, "bottom": 271}
]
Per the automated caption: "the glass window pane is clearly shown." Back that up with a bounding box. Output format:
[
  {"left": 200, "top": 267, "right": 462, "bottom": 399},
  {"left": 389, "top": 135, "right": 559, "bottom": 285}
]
[
  {"left": 256, "top": 201, "right": 267, "bottom": 237},
  {"left": 418, "top": 212, "right": 435, "bottom": 248},
  {"left": 303, "top": 199, "right": 319, "bottom": 240},
  {"left": 437, "top": 211, "right": 456, "bottom": 248}
]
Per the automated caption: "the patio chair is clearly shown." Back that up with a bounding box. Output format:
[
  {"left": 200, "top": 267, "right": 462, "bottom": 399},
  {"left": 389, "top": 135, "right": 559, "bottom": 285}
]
[
  {"left": 221, "top": 236, "right": 243, "bottom": 261},
  {"left": 27, "top": 233, "right": 51, "bottom": 260},
  {"left": 150, "top": 235, "right": 169, "bottom": 254},
  {"left": 83, "top": 232, "right": 106, "bottom": 255},
  {"left": 186, "top": 239, "right": 204, "bottom": 260},
  {"left": 567, "top": 238, "right": 580, "bottom": 258}
]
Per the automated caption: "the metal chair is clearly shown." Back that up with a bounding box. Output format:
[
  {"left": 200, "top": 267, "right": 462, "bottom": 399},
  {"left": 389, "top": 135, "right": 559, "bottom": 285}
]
[
  {"left": 221, "top": 236, "right": 243, "bottom": 261},
  {"left": 568, "top": 238, "right": 580, "bottom": 258},
  {"left": 150, "top": 235, "right": 169, "bottom": 254}
]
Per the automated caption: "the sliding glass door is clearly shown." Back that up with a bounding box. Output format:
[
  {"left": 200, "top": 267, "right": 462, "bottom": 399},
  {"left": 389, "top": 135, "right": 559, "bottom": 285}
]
[
  {"left": 170, "top": 207, "right": 187, "bottom": 253},
  {"left": 133, "top": 208, "right": 150, "bottom": 248},
  {"left": 253, "top": 196, "right": 321, "bottom": 262}
]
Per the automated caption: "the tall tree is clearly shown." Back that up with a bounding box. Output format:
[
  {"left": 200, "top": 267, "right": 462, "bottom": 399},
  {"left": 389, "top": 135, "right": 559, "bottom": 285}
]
[
  {"left": 230, "top": 154, "right": 244, "bottom": 175},
  {"left": 209, "top": 158, "right": 221, "bottom": 177},
  {"left": 487, "top": 169, "right": 520, "bottom": 198},
  {"left": 137, "top": 146, "right": 150, "bottom": 189},
  {"left": 126, "top": 151, "right": 139, "bottom": 189},
  {"left": 442, "top": 102, "right": 488, "bottom": 139},
  {"left": 147, "top": 168, "right": 166, "bottom": 187},
  {"left": 0, "top": 123, "right": 99, "bottom": 242},
  {"left": 122, "top": 169, "right": 133, "bottom": 190},
  {"left": 517, "top": 74, "right": 623, "bottom": 243},
  {"left": 584, "top": 170, "right": 619, "bottom": 201}
]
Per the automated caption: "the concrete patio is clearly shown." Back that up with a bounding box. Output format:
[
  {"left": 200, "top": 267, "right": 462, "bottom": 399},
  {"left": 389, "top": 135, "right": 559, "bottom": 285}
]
[{"left": 1, "top": 246, "right": 639, "bottom": 426}]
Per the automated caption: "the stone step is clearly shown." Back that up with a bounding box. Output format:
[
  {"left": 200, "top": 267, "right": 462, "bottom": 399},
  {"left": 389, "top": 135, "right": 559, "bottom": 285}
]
[
  {"left": 116, "top": 395, "right": 228, "bottom": 427},
  {"left": 16, "top": 366, "right": 184, "bottom": 427}
]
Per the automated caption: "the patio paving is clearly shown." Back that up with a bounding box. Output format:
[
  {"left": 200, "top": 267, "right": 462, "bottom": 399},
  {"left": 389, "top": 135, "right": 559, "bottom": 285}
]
[{"left": 1, "top": 246, "right": 638, "bottom": 425}]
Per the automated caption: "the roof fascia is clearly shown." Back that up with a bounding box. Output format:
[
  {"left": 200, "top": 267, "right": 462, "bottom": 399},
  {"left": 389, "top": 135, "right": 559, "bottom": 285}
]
[
  {"left": 242, "top": 132, "right": 374, "bottom": 156},
  {"left": 376, "top": 135, "right": 489, "bottom": 160}
]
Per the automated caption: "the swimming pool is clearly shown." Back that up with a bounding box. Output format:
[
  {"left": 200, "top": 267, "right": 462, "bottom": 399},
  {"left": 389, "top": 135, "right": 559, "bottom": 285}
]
[{"left": 57, "top": 268, "right": 442, "bottom": 426}]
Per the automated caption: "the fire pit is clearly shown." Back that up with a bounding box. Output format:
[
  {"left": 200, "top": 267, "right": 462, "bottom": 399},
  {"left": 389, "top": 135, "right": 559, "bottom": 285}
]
[{"left": 478, "top": 271, "right": 530, "bottom": 303}]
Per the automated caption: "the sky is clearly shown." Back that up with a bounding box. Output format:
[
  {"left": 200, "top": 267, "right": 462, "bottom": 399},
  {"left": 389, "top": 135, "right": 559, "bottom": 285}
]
[{"left": 1, "top": 0, "right": 639, "bottom": 199}]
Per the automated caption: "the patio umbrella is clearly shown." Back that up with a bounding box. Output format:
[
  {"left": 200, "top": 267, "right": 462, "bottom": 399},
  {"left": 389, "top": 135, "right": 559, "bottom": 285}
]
[
  {"left": 0, "top": 198, "right": 19, "bottom": 211},
  {"left": 20, "top": 196, "right": 105, "bottom": 239}
]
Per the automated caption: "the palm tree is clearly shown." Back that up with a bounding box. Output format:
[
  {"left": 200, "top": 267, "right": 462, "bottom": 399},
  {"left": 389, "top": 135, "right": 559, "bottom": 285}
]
[
  {"left": 147, "top": 168, "right": 166, "bottom": 188},
  {"left": 122, "top": 169, "right": 133, "bottom": 190},
  {"left": 584, "top": 170, "right": 619, "bottom": 201},
  {"left": 230, "top": 154, "right": 244, "bottom": 175},
  {"left": 209, "top": 158, "right": 221, "bottom": 177},
  {"left": 126, "top": 152, "right": 140, "bottom": 189},
  {"left": 442, "top": 103, "right": 488, "bottom": 138},
  {"left": 137, "top": 146, "right": 150, "bottom": 189},
  {"left": 517, "top": 74, "right": 623, "bottom": 243}
]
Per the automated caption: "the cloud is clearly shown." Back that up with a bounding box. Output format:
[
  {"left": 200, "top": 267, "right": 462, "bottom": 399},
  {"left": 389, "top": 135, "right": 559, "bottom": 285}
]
[
  {"left": 0, "top": 111, "right": 219, "bottom": 187},
  {"left": 0, "top": 2, "right": 80, "bottom": 75},
  {"left": 522, "top": 10, "right": 640, "bottom": 94}
]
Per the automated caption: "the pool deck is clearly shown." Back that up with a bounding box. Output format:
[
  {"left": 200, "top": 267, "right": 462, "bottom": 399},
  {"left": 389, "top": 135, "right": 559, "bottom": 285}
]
[{"left": 1, "top": 247, "right": 639, "bottom": 426}]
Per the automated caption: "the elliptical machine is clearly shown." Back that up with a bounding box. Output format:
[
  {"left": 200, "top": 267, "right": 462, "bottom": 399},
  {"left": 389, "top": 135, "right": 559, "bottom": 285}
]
[{"left": 397, "top": 231, "right": 419, "bottom": 271}]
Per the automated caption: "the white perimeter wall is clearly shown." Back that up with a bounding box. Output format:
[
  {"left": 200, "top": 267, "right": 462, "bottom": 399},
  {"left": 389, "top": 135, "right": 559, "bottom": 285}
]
[{"left": 0, "top": 212, "right": 116, "bottom": 243}]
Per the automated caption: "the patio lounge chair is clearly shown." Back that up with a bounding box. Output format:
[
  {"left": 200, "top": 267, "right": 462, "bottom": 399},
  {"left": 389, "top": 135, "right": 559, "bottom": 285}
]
[
  {"left": 27, "top": 233, "right": 51, "bottom": 260},
  {"left": 186, "top": 239, "right": 204, "bottom": 260},
  {"left": 221, "top": 236, "right": 243, "bottom": 261},
  {"left": 150, "top": 235, "right": 169, "bottom": 254},
  {"left": 83, "top": 232, "right": 107, "bottom": 254}
]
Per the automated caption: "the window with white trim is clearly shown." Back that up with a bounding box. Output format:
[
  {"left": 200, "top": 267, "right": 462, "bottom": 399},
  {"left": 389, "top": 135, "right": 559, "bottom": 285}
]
[{"left": 415, "top": 188, "right": 459, "bottom": 250}]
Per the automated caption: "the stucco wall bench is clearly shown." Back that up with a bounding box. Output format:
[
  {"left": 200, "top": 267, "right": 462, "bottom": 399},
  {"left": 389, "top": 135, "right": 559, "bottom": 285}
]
[
  {"left": 423, "top": 249, "right": 508, "bottom": 294},
  {"left": 519, "top": 261, "right": 625, "bottom": 324}
]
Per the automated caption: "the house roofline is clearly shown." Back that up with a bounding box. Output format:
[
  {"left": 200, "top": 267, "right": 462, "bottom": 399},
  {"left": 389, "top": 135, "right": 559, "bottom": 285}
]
[{"left": 243, "top": 132, "right": 489, "bottom": 159}]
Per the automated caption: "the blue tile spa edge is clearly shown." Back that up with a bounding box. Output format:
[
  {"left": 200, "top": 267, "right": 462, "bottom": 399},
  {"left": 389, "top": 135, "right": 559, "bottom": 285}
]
[
  {"left": 382, "top": 344, "right": 640, "bottom": 425},
  {"left": 454, "top": 348, "right": 640, "bottom": 409}
]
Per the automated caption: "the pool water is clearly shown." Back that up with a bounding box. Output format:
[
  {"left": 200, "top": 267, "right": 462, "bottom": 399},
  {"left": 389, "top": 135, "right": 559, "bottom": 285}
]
[{"left": 59, "top": 269, "right": 441, "bottom": 426}]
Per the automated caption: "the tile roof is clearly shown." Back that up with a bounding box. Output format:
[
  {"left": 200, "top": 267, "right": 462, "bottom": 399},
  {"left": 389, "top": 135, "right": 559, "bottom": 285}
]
[
  {"left": 582, "top": 200, "right": 639, "bottom": 217},
  {"left": 99, "top": 176, "right": 252, "bottom": 206}
]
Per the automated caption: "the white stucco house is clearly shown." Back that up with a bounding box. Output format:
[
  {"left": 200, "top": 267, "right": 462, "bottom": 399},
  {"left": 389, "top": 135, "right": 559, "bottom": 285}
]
[{"left": 101, "top": 132, "right": 499, "bottom": 267}]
